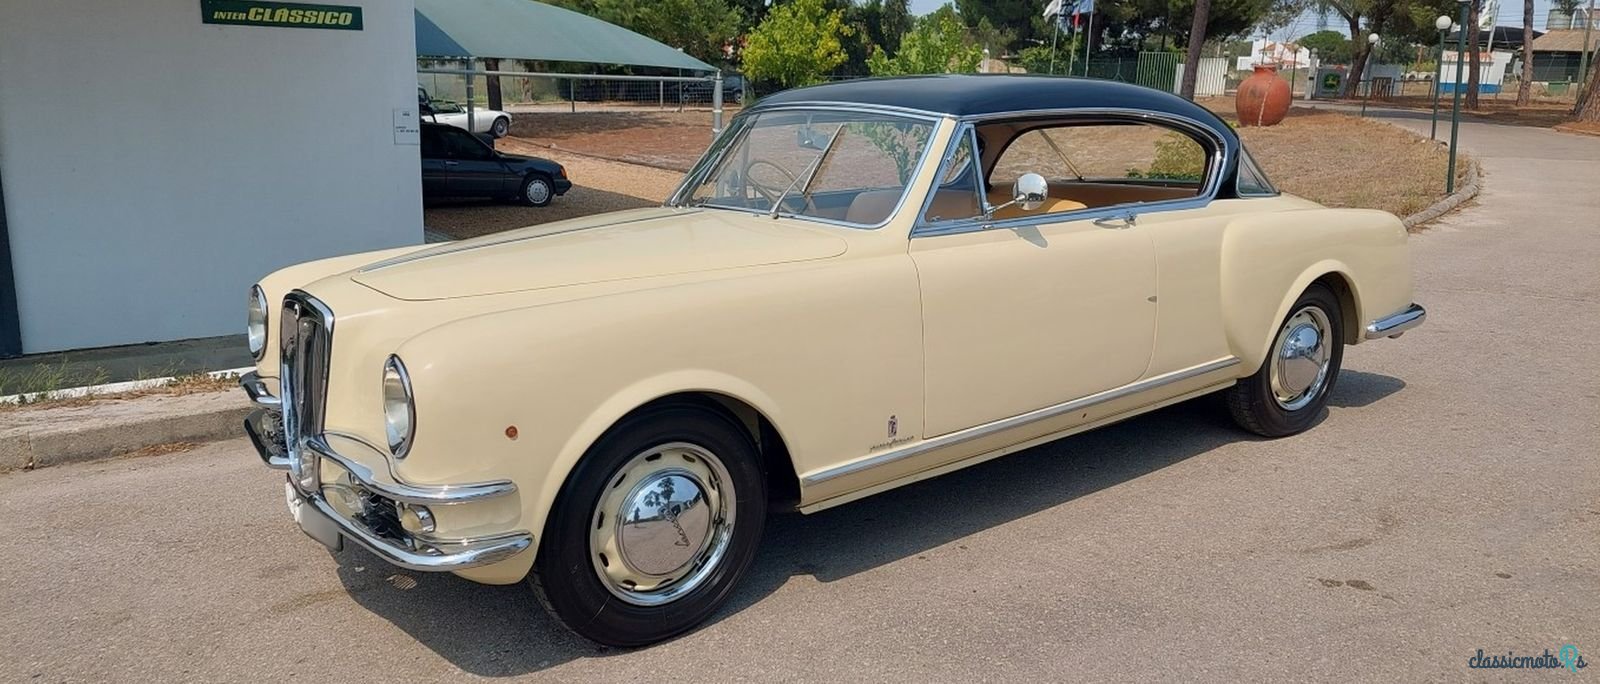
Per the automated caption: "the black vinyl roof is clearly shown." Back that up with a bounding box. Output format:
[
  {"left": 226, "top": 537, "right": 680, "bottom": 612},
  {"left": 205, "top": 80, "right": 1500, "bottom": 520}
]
[
  {"left": 752, "top": 74, "right": 1237, "bottom": 144},
  {"left": 751, "top": 74, "right": 1251, "bottom": 199}
]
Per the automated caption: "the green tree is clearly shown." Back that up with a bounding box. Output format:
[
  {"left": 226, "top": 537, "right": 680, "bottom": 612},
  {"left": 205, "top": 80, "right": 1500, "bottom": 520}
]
[
  {"left": 743, "top": 0, "right": 852, "bottom": 88},
  {"left": 1298, "top": 28, "right": 1354, "bottom": 63},
  {"left": 859, "top": 0, "right": 913, "bottom": 56},
  {"left": 546, "top": 0, "right": 741, "bottom": 65},
  {"left": 867, "top": 5, "right": 982, "bottom": 75},
  {"left": 634, "top": 0, "right": 741, "bottom": 65},
  {"left": 953, "top": 0, "right": 1045, "bottom": 53}
]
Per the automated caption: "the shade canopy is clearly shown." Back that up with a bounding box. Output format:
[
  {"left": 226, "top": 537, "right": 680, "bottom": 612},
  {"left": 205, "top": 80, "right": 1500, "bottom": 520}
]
[{"left": 415, "top": 0, "right": 715, "bottom": 72}]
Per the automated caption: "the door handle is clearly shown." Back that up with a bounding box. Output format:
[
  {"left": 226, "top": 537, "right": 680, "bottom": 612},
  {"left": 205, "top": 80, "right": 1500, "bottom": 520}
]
[
  {"left": 443, "top": 160, "right": 460, "bottom": 166},
  {"left": 1093, "top": 213, "right": 1137, "bottom": 230}
]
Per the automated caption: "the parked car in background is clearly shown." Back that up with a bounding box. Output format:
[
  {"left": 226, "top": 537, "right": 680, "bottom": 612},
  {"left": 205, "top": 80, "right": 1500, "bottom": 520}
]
[
  {"left": 419, "top": 85, "right": 512, "bottom": 138},
  {"left": 242, "top": 75, "right": 1423, "bottom": 648},
  {"left": 678, "top": 74, "right": 744, "bottom": 104},
  {"left": 419, "top": 123, "right": 568, "bottom": 206}
]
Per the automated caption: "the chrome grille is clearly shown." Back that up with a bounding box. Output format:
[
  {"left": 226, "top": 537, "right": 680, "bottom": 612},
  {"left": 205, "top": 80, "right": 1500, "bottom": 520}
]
[{"left": 279, "top": 291, "right": 335, "bottom": 491}]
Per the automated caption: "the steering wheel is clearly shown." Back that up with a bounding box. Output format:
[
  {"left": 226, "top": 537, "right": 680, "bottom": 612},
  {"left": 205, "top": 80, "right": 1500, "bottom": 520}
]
[{"left": 743, "top": 160, "right": 799, "bottom": 206}]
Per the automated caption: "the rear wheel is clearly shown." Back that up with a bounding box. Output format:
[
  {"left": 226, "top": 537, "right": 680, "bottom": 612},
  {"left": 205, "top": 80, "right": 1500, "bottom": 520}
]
[
  {"left": 490, "top": 116, "right": 510, "bottom": 138},
  {"left": 530, "top": 404, "right": 767, "bottom": 647},
  {"left": 1225, "top": 283, "right": 1344, "bottom": 437}
]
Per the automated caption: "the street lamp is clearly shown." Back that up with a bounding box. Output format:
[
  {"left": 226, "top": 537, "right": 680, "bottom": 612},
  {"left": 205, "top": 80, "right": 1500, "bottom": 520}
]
[
  {"left": 1446, "top": 0, "right": 1469, "bottom": 194},
  {"left": 1431, "top": 15, "right": 1453, "bottom": 140},
  {"left": 1361, "top": 33, "right": 1380, "bottom": 116}
]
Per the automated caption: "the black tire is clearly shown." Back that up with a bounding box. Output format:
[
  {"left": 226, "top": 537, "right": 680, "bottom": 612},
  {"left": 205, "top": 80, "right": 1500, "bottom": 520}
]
[
  {"left": 1225, "top": 283, "right": 1345, "bottom": 437},
  {"left": 490, "top": 116, "right": 510, "bottom": 138},
  {"left": 529, "top": 404, "right": 767, "bottom": 647},
  {"left": 519, "top": 174, "right": 554, "bottom": 207}
]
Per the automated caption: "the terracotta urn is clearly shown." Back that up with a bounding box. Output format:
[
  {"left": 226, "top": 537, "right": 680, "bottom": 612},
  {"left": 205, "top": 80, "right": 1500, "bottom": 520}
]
[{"left": 1236, "top": 65, "right": 1292, "bottom": 127}]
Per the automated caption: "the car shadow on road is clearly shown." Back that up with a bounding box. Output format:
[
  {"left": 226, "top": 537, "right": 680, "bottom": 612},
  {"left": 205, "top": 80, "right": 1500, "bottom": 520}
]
[{"left": 330, "top": 369, "right": 1404, "bottom": 675}]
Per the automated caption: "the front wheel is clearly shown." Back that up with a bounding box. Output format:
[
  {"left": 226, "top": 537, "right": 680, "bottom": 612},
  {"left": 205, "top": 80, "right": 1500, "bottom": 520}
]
[
  {"left": 519, "top": 174, "right": 554, "bottom": 207},
  {"left": 1225, "top": 283, "right": 1345, "bottom": 437},
  {"left": 530, "top": 404, "right": 767, "bottom": 647}
]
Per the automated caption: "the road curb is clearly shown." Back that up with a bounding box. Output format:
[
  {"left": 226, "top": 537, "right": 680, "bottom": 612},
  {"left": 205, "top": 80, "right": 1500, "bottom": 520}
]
[
  {"left": 1402, "top": 157, "right": 1480, "bottom": 229},
  {"left": 0, "top": 389, "right": 250, "bottom": 472}
]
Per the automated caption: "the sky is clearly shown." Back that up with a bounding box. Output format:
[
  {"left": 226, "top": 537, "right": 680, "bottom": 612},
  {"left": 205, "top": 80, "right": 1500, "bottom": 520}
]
[{"left": 911, "top": 0, "right": 1572, "bottom": 40}]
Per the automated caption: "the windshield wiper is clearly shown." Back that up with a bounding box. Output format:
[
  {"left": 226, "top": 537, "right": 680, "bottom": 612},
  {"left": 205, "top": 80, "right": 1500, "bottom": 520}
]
[{"left": 769, "top": 125, "right": 846, "bottom": 219}]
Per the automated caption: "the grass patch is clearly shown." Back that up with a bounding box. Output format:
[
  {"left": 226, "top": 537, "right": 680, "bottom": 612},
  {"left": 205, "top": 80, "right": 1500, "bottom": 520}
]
[
  {"left": 1201, "top": 100, "right": 1468, "bottom": 222},
  {"left": 0, "top": 359, "right": 111, "bottom": 397},
  {"left": 0, "top": 370, "right": 240, "bottom": 411}
]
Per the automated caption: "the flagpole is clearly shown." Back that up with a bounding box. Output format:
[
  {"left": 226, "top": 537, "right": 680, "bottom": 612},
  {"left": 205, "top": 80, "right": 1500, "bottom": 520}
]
[
  {"left": 1050, "top": 19, "right": 1061, "bottom": 74},
  {"left": 1082, "top": 9, "right": 1094, "bottom": 77}
]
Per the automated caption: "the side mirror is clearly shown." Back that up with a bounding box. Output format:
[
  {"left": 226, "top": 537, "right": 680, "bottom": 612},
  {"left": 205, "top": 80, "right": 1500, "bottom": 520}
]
[
  {"left": 1012, "top": 173, "right": 1049, "bottom": 210},
  {"left": 988, "top": 172, "right": 1050, "bottom": 217},
  {"left": 796, "top": 125, "right": 823, "bottom": 150}
]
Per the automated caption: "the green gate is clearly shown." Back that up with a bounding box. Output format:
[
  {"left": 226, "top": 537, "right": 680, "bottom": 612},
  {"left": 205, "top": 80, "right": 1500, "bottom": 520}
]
[{"left": 1135, "top": 52, "right": 1179, "bottom": 93}]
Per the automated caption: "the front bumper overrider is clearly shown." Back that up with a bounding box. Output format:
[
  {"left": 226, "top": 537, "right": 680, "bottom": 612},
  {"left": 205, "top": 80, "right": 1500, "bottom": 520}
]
[{"left": 240, "top": 371, "right": 533, "bottom": 572}]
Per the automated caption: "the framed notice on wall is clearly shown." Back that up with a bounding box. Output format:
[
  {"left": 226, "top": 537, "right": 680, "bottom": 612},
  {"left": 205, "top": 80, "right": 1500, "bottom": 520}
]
[{"left": 201, "top": 0, "right": 364, "bottom": 30}]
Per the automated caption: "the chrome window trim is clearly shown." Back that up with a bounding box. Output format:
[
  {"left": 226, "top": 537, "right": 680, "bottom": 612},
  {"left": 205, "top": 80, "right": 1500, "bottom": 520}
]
[
  {"left": 910, "top": 107, "right": 1230, "bottom": 239},
  {"left": 802, "top": 356, "right": 1241, "bottom": 486},
  {"left": 666, "top": 104, "right": 945, "bottom": 231},
  {"left": 1235, "top": 147, "right": 1281, "bottom": 198},
  {"left": 914, "top": 122, "right": 990, "bottom": 226}
]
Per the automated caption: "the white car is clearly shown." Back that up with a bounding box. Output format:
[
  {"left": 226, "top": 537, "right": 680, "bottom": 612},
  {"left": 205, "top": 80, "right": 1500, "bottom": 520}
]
[{"left": 419, "top": 86, "right": 511, "bottom": 138}]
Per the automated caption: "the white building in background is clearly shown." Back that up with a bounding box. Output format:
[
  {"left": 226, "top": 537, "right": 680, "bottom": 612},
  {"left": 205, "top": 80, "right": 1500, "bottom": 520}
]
[
  {"left": 1240, "top": 38, "right": 1313, "bottom": 71},
  {"left": 0, "top": 0, "right": 423, "bottom": 355}
]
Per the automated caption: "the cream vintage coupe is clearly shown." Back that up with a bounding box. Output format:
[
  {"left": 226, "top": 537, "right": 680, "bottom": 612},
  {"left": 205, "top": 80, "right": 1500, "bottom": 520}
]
[{"left": 241, "top": 75, "right": 1424, "bottom": 646}]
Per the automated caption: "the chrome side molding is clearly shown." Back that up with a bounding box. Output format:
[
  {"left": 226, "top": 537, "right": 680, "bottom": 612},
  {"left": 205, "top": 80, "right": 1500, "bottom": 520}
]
[
  {"left": 1365, "top": 303, "right": 1426, "bottom": 340},
  {"left": 802, "top": 356, "right": 1242, "bottom": 486}
]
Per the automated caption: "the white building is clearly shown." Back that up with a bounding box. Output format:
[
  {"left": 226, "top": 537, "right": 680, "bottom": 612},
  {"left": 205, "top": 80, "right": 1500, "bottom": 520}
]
[{"left": 0, "top": 0, "right": 423, "bottom": 356}]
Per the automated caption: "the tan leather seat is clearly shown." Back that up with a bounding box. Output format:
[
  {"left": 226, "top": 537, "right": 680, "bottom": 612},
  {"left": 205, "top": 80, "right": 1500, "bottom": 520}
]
[
  {"left": 986, "top": 191, "right": 1087, "bottom": 220},
  {"left": 843, "top": 190, "right": 901, "bottom": 224}
]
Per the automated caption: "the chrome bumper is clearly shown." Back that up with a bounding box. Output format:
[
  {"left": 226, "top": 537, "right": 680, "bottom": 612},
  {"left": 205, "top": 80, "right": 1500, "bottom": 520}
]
[
  {"left": 1365, "top": 303, "right": 1426, "bottom": 340},
  {"left": 239, "top": 373, "right": 533, "bottom": 572}
]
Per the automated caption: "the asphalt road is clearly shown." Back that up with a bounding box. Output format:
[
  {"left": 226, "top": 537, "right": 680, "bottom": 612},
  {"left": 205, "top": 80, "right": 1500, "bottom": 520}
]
[{"left": 4, "top": 113, "right": 1597, "bottom": 682}]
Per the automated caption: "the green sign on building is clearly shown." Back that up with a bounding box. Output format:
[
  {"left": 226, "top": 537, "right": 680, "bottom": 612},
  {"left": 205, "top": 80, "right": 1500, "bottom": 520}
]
[{"left": 201, "top": 0, "right": 363, "bottom": 30}]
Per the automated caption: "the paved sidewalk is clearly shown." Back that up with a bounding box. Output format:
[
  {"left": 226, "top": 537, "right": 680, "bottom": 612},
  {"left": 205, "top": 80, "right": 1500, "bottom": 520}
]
[{"left": 2, "top": 116, "right": 1597, "bottom": 681}]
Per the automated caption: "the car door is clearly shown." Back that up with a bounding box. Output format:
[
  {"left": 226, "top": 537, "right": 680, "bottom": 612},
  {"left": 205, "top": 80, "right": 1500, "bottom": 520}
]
[
  {"left": 440, "top": 126, "right": 510, "bottom": 198},
  {"left": 911, "top": 123, "right": 1163, "bottom": 438},
  {"left": 419, "top": 126, "right": 451, "bottom": 197}
]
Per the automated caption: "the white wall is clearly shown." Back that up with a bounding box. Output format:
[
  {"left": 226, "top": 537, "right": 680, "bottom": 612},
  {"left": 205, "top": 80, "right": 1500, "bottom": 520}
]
[{"left": 0, "top": 0, "right": 422, "bottom": 353}]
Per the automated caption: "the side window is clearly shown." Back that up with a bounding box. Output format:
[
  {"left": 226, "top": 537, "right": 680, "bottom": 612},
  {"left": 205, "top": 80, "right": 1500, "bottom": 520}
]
[
  {"left": 991, "top": 122, "right": 1209, "bottom": 198},
  {"left": 442, "top": 128, "right": 490, "bottom": 161},
  {"left": 922, "top": 128, "right": 983, "bottom": 223},
  {"left": 420, "top": 128, "right": 444, "bottom": 158},
  {"left": 1236, "top": 148, "right": 1279, "bottom": 196}
]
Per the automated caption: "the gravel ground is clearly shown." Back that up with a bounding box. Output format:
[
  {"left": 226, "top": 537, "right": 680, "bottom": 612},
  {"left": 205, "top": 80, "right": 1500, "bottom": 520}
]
[{"left": 423, "top": 143, "right": 683, "bottom": 240}]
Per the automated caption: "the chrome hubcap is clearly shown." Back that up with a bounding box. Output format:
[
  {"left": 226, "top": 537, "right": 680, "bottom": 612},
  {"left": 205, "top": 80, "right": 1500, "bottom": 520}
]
[
  {"left": 526, "top": 180, "right": 550, "bottom": 204},
  {"left": 1269, "top": 306, "right": 1332, "bottom": 411},
  {"left": 590, "top": 442, "right": 735, "bottom": 606}
]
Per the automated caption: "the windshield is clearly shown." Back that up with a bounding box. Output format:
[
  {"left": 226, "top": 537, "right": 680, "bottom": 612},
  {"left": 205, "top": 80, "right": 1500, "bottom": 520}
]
[{"left": 675, "top": 109, "right": 936, "bottom": 228}]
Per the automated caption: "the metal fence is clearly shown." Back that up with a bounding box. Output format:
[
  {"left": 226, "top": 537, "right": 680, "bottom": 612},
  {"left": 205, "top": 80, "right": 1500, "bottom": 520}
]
[{"left": 417, "top": 65, "right": 729, "bottom": 132}]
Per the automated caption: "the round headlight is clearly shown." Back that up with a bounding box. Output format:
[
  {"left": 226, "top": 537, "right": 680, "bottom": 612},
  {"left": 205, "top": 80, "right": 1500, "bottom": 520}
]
[
  {"left": 382, "top": 355, "right": 415, "bottom": 458},
  {"left": 247, "top": 285, "right": 268, "bottom": 360}
]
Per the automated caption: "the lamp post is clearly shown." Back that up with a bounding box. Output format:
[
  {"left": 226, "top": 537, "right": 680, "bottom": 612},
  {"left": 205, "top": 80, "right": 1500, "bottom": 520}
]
[
  {"left": 1446, "top": 0, "right": 1469, "bottom": 195},
  {"left": 1361, "top": 32, "right": 1380, "bottom": 116},
  {"left": 1431, "top": 15, "right": 1452, "bottom": 140}
]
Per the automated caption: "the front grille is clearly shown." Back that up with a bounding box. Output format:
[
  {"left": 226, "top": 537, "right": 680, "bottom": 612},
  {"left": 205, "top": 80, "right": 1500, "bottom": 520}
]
[{"left": 279, "top": 291, "right": 335, "bottom": 490}]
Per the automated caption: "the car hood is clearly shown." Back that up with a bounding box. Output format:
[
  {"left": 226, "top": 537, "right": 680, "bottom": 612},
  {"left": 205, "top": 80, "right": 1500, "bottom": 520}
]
[{"left": 351, "top": 207, "right": 849, "bottom": 301}]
